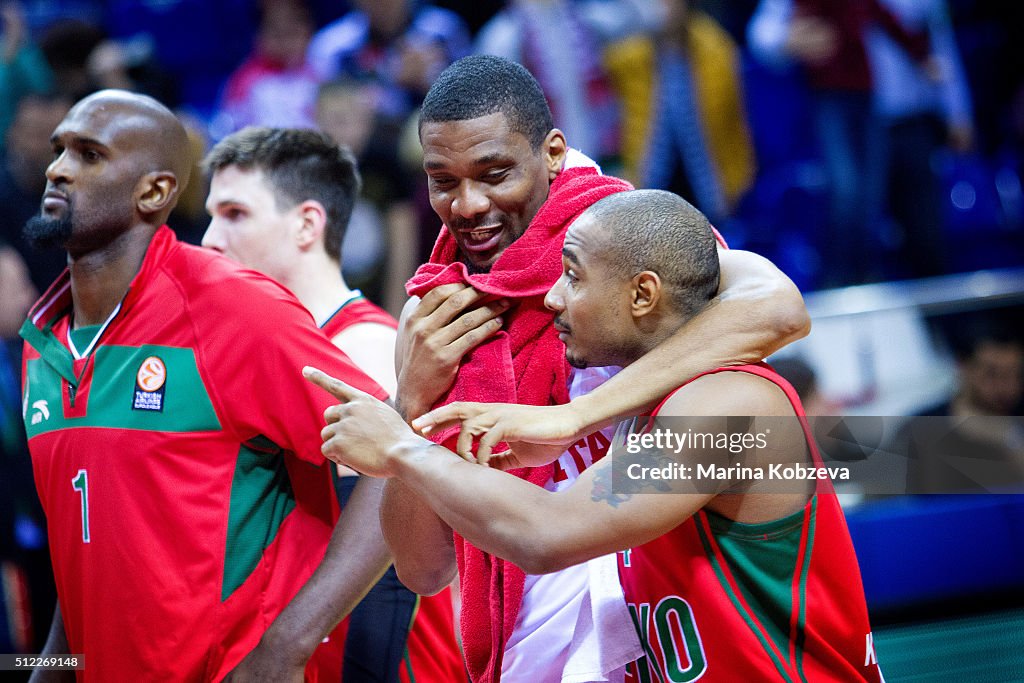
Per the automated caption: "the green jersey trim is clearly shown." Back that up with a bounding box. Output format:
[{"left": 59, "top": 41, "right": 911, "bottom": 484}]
[
  {"left": 24, "top": 344, "right": 220, "bottom": 437},
  {"left": 704, "top": 505, "right": 807, "bottom": 667},
  {"left": 319, "top": 291, "right": 366, "bottom": 330},
  {"left": 20, "top": 315, "right": 76, "bottom": 385},
  {"left": 222, "top": 440, "right": 297, "bottom": 601},
  {"left": 696, "top": 512, "right": 796, "bottom": 683},
  {"left": 792, "top": 498, "right": 817, "bottom": 683},
  {"left": 68, "top": 325, "right": 103, "bottom": 355}
]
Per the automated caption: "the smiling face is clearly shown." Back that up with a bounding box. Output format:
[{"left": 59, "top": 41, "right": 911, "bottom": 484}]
[
  {"left": 420, "top": 112, "right": 565, "bottom": 272},
  {"left": 203, "top": 165, "right": 301, "bottom": 286}
]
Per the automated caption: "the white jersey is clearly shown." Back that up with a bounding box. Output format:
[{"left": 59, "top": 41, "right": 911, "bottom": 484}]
[{"left": 502, "top": 366, "right": 643, "bottom": 682}]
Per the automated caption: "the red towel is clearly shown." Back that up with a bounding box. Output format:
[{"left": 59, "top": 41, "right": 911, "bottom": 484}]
[{"left": 406, "top": 163, "right": 632, "bottom": 682}]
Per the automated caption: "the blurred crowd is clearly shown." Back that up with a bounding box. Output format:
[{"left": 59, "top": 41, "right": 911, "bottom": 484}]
[
  {"left": 0, "top": 0, "right": 1021, "bottom": 307},
  {"left": 0, "top": 0, "right": 1022, "bottom": 657}
]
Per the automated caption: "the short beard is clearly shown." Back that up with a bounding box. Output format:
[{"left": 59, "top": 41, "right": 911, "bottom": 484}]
[
  {"left": 462, "top": 257, "right": 489, "bottom": 276},
  {"left": 566, "top": 352, "right": 589, "bottom": 370},
  {"left": 24, "top": 211, "right": 72, "bottom": 250}
]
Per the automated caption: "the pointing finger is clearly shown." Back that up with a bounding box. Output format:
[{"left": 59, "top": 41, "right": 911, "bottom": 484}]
[
  {"left": 414, "top": 402, "right": 464, "bottom": 434},
  {"left": 303, "top": 366, "right": 363, "bottom": 402},
  {"left": 413, "top": 402, "right": 486, "bottom": 434}
]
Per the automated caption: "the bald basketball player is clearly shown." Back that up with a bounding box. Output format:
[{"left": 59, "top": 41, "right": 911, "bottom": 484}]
[
  {"left": 19, "top": 90, "right": 389, "bottom": 682},
  {"left": 306, "top": 190, "right": 882, "bottom": 682}
]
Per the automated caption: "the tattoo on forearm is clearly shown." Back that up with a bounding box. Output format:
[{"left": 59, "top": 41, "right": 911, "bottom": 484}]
[
  {"left": 591, "top": 464, "right": 632, "bottom": 508},
  {"left": 590, "top": 442, "right": 675, "bottom": 508}
]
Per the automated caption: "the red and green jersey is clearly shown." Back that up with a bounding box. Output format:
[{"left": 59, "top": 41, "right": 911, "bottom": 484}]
[
  {"left": 619, "top": 364, "right": 881, "bottom": 683},
  {"left": 320, "top": 295, "right": 399, "bottom": 340},
  {"left": 318, "top": 294, "right": 466, "bottom": 683},
  {"left": 20, "top": 227, "right": 386, "bottom": 682}
]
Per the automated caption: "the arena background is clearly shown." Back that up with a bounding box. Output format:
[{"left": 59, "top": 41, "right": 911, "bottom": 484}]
[{"left": 1, "top": 1, "right": 1021, "bottom": 680}]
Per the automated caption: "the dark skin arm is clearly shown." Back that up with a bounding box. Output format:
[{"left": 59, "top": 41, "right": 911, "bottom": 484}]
[
  {"left": 395, "top": 284, "right": 509, "bottom": 422},
  {"left": 225, "top": 475, "right": 391, "bottom": 682},
  {"left": 28, "top": 603, "right": 74, "bottom": 683},
  {"left": 381, "top": 286, "right": 505, "bottom": 595},
  {"left": 416, "top": 249, "right": 810, "bottom": 450},
  {"left": 306, "top": 368, "right": 809, "bottom": 576},
  {"left": 386, "top": 250, "right": 806, "bottom": 585}
]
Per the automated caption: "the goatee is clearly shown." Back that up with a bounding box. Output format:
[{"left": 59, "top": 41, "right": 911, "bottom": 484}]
[
  {"left": 566, "top": 353, "right": 589, "bottom": 370},
  {"left": 23, "top": 210, "right": 72, "bottom": 250}
]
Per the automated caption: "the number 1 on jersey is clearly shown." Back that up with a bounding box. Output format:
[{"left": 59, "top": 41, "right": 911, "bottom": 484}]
[{"left": 72, "top": 469, "right": 90, "bottom": 543}]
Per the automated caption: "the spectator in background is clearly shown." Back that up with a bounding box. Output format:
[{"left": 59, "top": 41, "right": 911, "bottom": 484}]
[
  {"left": 216, "top": 0, "right": 320, "bottom": 134},
  {"left": 921, "top": 322, "right": 1023, "bottom": 419},
  {"left": 316, "top": 79, "right": 419, "bottom": 315},
  {"left": 307, "top": 0, "right": 470, "bottom": 123},
  {"left": 85, "top": 33, "right": 179, "bottom": 107},
  {"left": 0, "top": 243, "right": 51, "bottom": 655},
  {"left": 606, "top": 0, "right": 756, "bottom": 226},
  {"left": 0, "top": 244, "right": 34, "bottom": 453},
  {"left": 0, "top": 93, "right": 72, "bottom": 291},
  {"left": 866, "top": 0, "right": 974, "bottom": 279},
  {"left": 771, "top": 355, "right": 836, "bottom": 415},
  {"left": 749, "top": 0, "right": 934, "bottom": 286},
  {"left": 307, "top": 0, "right": 471, "bottom": 285},
  {"left": 0, "top": 1, "right": 53, "bottom": 139},
  {"left": 37, "top": 17, "right": 105, "bottom": 100},
  {"left": 431, "top": 0, "right": 505, "bottom": 36},
  {"left": 475, "top": 0, "right": 620, "bottom": 167},
  {"left": 38, "top": 15, "right": 178, "bottom": 107},
  {"left": 905, "top": 320, "right": 1024, "bottom": 493}
]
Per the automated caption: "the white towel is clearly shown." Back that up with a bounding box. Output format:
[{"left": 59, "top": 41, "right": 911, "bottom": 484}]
[{"left": 561, "top": 552, "right": 644, "bottom": 683}]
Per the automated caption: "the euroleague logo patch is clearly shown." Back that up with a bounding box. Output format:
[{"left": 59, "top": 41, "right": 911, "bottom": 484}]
[{"left": 133, "top": 356, "right": 166, "bottom": 411}]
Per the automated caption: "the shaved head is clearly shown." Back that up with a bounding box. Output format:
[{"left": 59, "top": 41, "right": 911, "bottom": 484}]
[
  {"left": 578, "top": 190, "right": 719, "bottom": 317},
  {"left": 25, "top": 89, "right": 193, "bottom": 255},
  {"left": 70, "top": 89, "right": 192, "bottom": 191}
]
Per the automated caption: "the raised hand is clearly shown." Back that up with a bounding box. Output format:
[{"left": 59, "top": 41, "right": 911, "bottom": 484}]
[{"left": 396, "top": 284, "right": 509, "bottom": 420}]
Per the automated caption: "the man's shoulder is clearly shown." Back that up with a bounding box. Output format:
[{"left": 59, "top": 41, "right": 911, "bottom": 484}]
[
  {"left": 161, "top": 244, "right": 312, "bottom": 325},
  {"left": 165, "top": 244, "right": 293, "bottom": 297},
  {"left": 336, "top": 297, "right": 398, "bottom": 330},
  {"left": 656, "top": 367, "right": 794, "bottom": 418}
]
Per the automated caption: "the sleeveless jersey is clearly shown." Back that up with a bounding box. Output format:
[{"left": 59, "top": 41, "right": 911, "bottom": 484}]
[
  {"left": 320, "top": 295, "right": 398, "bottom": 339},
  {"left": 618, "top": 364, "right": 882, "bottom": 683}
]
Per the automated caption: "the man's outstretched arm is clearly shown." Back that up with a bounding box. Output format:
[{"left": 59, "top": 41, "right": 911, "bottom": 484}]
[
  {"left": 416, "top": 249, "right": 809, "bottom": 448},
  {"left": 303, "top": 367, "right": 763, "bottom": 575}
]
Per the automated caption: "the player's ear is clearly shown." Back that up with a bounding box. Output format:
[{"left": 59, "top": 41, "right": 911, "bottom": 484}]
[
  {"left": 631, "top": 271, "right": 661, "bottom": 319},
  {"left": 543, "top": 129, "right": 567, "bottom": 181},
  {"left": 295, "top": 200, "right": 327, "bottom": 250},
  {"left": 137, "top": 172, "right": 179, "bottom": 217}
]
